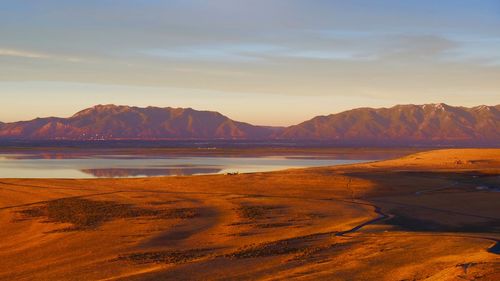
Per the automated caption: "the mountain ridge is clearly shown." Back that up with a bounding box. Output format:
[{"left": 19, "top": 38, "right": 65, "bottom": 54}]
[
  {"left": 0, "top": 104, "right": 279, "bottom": 140},
  {"left": 279, "top": 103, "right": 499, "bottom": 144},
  {"left": 0, "top": 103, "right": 498, "bottom": 145}
]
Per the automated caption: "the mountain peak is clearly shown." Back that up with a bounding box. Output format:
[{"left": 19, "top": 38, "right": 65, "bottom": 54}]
[
  {"left": 419, "top": 103, "right": 450, "bottom": 110},
  {"left": 93, "top": 104, "right": 123, "bottom": 110},
  {"left": 280, "top": 103, "right": 499, "bottom": 144},
  {"left": 2, "top": 105, "right": 277, "bottom": 140},
  {"left": 474, "top": 105, "right": 495, "bottom": 111},
  {"left": 432, "top": 103, "right": 449, "bottom": 110},
  {"left": 72, "top": 104, "right": 129, "bottom": 117}
]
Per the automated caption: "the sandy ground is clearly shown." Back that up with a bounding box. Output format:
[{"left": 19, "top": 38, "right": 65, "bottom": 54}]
[{"left": 0, "top": 148, "right": 498, "bottom": 280}]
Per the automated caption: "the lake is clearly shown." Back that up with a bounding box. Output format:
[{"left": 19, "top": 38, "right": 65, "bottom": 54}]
[{"left": 0, "top": 150, "right": 378, "bottom": 178}]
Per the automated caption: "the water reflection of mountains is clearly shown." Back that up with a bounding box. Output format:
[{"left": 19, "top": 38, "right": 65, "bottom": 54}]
[
  {"left": 81, "top": 167, "right": 222, "bottom": 178},
  {"left": 0, "top": 150, "right": 400, "bottom": 161}
]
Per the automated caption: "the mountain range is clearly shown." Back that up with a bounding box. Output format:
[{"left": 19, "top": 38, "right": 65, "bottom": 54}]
[
  {"left": 282, "top": 104, "right": 499, "bottom": 145},
  {"left": 0, "top": 105, "right": 277, "bottom": 140},
  {"left": 0, "top": 103, "right": 498, "bottom": 145}
]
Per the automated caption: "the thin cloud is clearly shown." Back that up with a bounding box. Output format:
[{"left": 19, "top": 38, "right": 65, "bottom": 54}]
[
  {"left": 0, "top": 48, "right": 85, "bottom": 63},
  {"left": 0, "top": 48, "right": 49, "bottom": 59}
]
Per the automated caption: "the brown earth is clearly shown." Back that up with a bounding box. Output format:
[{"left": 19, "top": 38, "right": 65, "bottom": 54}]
[{"left": 0, "top": 148, "right": 498, "bottom": 280}]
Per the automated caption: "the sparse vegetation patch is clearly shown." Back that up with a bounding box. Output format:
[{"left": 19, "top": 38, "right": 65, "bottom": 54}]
[
  {"left": 237, "top": 205, "right": 283, "bottom": 220},
  {"left": 118, "top": 248, "right": 211, "bottom": 264},
  {"left": 18, "top": 197, "right": 199, "bottom": 231},
  {"left": 226, "top": 233, "right": 323, "bottom": 258}
]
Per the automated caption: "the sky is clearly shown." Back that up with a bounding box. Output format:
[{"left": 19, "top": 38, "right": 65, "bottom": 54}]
[{"left": 1, "top": 0, "right": 499, "bottom": 126}]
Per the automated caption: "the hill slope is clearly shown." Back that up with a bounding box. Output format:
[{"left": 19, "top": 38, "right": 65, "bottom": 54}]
[{"left": 279, "top": 104, "right": 499, "bottom": 145}]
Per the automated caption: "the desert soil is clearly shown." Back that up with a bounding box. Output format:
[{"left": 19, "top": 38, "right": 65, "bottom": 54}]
[{"left": 0, "top": 148, "right": 498, "bottom": 280}]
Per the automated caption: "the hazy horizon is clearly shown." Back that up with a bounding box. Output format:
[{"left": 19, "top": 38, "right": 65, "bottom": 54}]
[{"left": 1, "top": 1, "right": 499, "bottom": 126}]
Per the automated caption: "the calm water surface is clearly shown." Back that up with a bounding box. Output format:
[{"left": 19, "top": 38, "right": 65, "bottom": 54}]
[{"left": 0, "top": 152, "right": 375, "bottom": 178}]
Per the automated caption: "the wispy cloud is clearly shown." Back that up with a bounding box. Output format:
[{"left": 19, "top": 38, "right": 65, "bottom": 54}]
[
  {"left": 0, "top": 48, "right": 49, "bottom": 59},
  {"left": 0, "top": 48, "right": 85, "bottom": 62},
  {"left": 140, "top": 44, "right": 282, "bottom": 63}
]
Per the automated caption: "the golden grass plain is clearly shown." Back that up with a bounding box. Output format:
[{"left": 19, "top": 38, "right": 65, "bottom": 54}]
[{"left": 0, "top": 149, "right": 498, "bottom": 280}]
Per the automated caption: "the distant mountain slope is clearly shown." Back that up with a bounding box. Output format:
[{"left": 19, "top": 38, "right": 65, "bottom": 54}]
[
  {"left": 0, "top": 105, "right": 279, "bottom": 140},
  {"left": 0, "top": 104, "right": 498, "bottom": 145},
  {"left": 279, "top": 104, "right": 500, "bottom": 145}
]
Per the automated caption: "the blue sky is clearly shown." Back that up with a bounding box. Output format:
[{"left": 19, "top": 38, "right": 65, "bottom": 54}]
[{"left": 1, "top": 0, "right": 499, "bottom": 125}]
